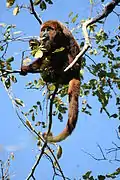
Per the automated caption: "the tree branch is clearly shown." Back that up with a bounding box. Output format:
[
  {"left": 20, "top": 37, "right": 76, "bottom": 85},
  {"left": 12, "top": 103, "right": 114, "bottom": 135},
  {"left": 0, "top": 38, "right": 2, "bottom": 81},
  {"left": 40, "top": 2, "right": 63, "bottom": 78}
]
[
  {"left": 16, "top": 109, "right": 66, "bottom": 180},
  {"left": 82, "top": 144, "right": 107, "bottom": 161},
  {"left": 26, "top": 87, "right": 59, "bottom": 179},
  {"left": 47, "top": 86, "right": 58, "bottom": 135},
  {"left": 0, "top": 69, "right": 42, "bottom": 77},
  {"left": 64, "top": 0, "right": 120, "bottom": 72},
  {"left": 29, "top": 0, "right": 43, "bottom": 25},
  {"left": 26, "top": 141, "right": 47, "bottom": 180}
]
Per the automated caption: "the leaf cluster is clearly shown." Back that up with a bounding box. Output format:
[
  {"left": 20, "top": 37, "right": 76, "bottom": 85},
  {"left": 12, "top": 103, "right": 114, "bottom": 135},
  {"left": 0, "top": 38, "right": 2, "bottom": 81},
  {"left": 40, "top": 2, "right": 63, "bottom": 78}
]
[
  {"left": 33, "top": 0, "right": 53, "bottom": 10},
  {"left": 83, "top": 168, "right": 120, "bottom": 180}
]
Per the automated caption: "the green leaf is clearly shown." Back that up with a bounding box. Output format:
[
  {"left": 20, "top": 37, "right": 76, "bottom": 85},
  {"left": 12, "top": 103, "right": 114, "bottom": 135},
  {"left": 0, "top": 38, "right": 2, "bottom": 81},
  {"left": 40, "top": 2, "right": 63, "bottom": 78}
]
[
  {"left": 6, "top": 56, "right": 14, "bottom": 62},
  {"left": 35, "top": 121, "right": 41, "bottom": 126},
  {"left": 10, "top": 152, "right": 14, "bottom": 160},
  {"left": 71, "top": 14, "right": 78, "bottom": 23},
  {"left": 68, "top": 11, "right": 73, "bottom": 17},
  {"left": 53, "top": 47, "right": 65, "bottom": 53},
  {"left": 58, "top": 113, "right": 63, "bottom": 121},
  {"left": 40, "top": 1, "right": 47, "bottom": 10},
  {"left": 33, "top": 105, "right": 38, "bottom": 111},
  {"left": 0, "top": 46, "right": 4, "bottom": 51},
  {"left": 110, "top": 114, "right": 118, "bottom": 118},
  {"left": 6, "top": 0, "right": 15, "bottom": 8},
  {"left": 56, "top": 145, "right": 62, "bottom": 159},
  {"left": 37, "top": 101, "right": 42, "bottom": 110},
  {"left": 26, "top": 119, "right": 33, "bottom": 131},
  {"left": 98, "top": 175, "right": 106, "bottom": 180},
  {"left": 35, "top": 49, "right": 43, "bottom": 58},
  {"left": 89, "top": 0, "right": 94, "bottom": 4},
  {"left": 37, "top": 140, "right": 41, "bottom": 147},
  {"left": 32, "top": 112, "right": 35, "bottom": 121},
  {"left": 34, "top": 0, "right": 42, "bottom": 5},
  {"left": 13, "top": 5, "right": 20, "bottom": 16},
  {"left": 35, "top": 79, "right": 45, "bottom": 88},
  {"left": 37, "top": 101, "right": 40, "bottom": 105},
  {"left": 5, "top": 78, "right": 11, "bottom": 89},
  {"left": 11, "top": 75, "right": 17, "bottom": 83},
  {"left": 84, "top": 110, "right": 92, "bottom": 116},
  {"left": 48, "top": 84, "right": 55, "bottom": 91},
  {"left": 83, "top": 171, "right": 92, "bottom": 179},
  {"left": 86, "top": 104, "right": 92, "bottom": 109},
  {"left": 15, "top": 98, "right": 25, "bottom": 107},
  {"left": 58, "top": 106, "right": 67, "bottom": 114},
  {"left": 29, "top": 109, "right": 34, "bottom": 113}
]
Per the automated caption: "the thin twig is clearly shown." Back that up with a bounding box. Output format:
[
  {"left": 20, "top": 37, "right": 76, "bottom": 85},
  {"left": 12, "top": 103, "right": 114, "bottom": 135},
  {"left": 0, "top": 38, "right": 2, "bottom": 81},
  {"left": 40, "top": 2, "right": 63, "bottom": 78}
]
[
  {"left": 2, "top": 77, "right": 65, "bottom": 180},
  {"left": 45, "top": 153, "right": 70, "bottom": 180},
  {"left": 15, "top": 110, "right": 65, "bottom": 180},
  {"left": 1, "top": 43, "right": 8, "bottom": 59},
  {"left": 85, "top": 54, "right": 97, "bottom": 65},
  {"left": 82, "top": 144, "right": 107, "bottom": 161},
  {"left": 26, "top": 128, "right": 66, "bottom": 180},
  {"left": 97, "top": 143, "right": 106, "bottom": 160},
  {"left": 26, "top": 141, "right": 47, "bottom": 180},
  {"left": 82, "top": 149, "right": 106, "bottom": 161}
]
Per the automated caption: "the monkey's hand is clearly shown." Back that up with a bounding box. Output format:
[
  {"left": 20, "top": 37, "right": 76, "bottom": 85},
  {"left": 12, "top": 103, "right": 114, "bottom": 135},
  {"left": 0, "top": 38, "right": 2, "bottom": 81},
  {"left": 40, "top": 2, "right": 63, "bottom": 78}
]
[
  {"left": 20, "top": 57, "right": 43, "bottom": 76},
  {"left": 20, "top": 66, "right": 28, "bottom": 76}
]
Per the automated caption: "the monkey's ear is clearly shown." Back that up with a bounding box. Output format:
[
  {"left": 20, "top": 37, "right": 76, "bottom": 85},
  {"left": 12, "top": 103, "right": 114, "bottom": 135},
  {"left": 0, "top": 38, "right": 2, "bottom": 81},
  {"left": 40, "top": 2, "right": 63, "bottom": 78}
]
[{"left": 29, "top": 39, "right": 40, "bottom": 50}]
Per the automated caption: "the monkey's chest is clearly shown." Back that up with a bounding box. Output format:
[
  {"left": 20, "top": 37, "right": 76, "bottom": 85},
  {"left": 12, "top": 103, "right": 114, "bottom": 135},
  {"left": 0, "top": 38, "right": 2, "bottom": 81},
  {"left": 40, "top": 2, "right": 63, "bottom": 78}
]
[{"left": 40, "top": 52, "right": 73, "bottom": 84}]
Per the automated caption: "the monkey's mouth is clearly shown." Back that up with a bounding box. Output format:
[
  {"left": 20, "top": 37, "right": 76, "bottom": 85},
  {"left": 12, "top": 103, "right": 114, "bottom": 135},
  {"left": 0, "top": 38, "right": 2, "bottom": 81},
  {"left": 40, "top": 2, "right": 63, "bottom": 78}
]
[{"left": 40, "top": 40, "right": 55, "bottom": 52}]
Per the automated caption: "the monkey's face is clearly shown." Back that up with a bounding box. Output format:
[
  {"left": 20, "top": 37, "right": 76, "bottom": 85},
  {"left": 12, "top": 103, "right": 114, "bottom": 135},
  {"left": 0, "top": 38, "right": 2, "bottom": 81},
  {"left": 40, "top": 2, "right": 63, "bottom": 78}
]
[{"left": 40, "top": 24, "right": 64, "bottom": 52}]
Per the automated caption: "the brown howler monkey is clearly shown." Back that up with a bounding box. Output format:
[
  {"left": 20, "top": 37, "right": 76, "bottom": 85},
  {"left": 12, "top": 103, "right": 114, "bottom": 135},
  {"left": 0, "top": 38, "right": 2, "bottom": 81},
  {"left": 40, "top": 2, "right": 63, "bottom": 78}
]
[{"left": 21, "top": 20, "right": 81, "bottom": 142}]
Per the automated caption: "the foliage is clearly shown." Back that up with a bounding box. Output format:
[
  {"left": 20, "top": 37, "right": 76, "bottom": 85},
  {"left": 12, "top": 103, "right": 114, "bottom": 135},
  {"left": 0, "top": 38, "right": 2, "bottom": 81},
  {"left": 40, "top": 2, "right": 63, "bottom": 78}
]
[
  {"left": 0, "top": 0, "right": 120, "bottom": 179},
  {"left": 82, "top": 168, "right": 120, "bottom": 180}
]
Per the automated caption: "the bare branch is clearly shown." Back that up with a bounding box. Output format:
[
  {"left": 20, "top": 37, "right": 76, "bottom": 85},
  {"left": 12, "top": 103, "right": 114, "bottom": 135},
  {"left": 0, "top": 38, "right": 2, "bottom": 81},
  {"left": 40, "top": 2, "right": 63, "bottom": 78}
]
[
  {"left": 64, "top": 0, "right": 120, "bottom": 72},
  {"left": 1, "top": 43, "right": 8, "bottom": 59},
  {"left": 82, "top": 144, "right": 107, "bottom": 161},
  {"left": 26, "top": 141, "right": 47, "bottom": 180},
  {"left": 0, "top": 68, "right": 43, "bottom": 77},
  {"left": 64, "top": 19, "right": 92, "bottom": 72},
  {"left": 0, "top": 161, "right": 4, "bottom": 180},
  {"left": 47, "top": 86, "right": 58, "bottom": 135},
  {"left": 15, "top": 109, "right": 66, "bottom": 180},
  {"left": 97, "top": 143, "right": 106, "bottom": 160},
  {"left": 45, "top": 153, "right": 71, "bottom": 180},
  {"left": 29, "top": 0, "right": 43, "bottom": 25}
]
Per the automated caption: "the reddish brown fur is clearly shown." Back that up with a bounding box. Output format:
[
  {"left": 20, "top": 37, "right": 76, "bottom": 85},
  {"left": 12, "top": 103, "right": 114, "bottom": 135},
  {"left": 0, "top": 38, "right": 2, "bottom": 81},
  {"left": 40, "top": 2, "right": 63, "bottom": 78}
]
[{"left": 21, "top": 20, "right": 81, "bottom": 142}]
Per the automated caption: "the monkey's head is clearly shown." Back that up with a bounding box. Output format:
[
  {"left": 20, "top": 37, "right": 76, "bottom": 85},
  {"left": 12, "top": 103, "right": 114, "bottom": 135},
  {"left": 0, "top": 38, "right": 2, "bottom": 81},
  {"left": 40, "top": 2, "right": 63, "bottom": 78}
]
[{"left": 40, "top": 20, "right": 70, "bottom": 52}]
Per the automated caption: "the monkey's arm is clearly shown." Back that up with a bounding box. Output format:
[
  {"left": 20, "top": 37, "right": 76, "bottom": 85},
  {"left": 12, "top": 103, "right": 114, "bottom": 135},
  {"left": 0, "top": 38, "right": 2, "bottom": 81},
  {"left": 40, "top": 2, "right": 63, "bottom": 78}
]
[
  {"left": 43, "top": 78, "right": 80, "bottom": 143},
  {"left": 21, "top": 57, "right": 43, "bottom": 75}
]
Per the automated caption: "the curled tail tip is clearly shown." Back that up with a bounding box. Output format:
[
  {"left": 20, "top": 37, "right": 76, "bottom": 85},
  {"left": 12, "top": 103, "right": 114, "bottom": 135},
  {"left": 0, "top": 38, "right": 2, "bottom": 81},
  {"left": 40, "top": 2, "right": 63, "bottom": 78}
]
[
  {"left": 43, "top": 128, "right": 70, "bottom": 143},
  {"left": 42, "top": 78, "right": 80, "bottom": 143}
]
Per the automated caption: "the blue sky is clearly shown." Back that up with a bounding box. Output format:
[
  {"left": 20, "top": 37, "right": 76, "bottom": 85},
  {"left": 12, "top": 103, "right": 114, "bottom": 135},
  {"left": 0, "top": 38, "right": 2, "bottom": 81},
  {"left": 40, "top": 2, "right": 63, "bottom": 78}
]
[{"left": 0, "top": 0, "right": 120, "bottom": 179}]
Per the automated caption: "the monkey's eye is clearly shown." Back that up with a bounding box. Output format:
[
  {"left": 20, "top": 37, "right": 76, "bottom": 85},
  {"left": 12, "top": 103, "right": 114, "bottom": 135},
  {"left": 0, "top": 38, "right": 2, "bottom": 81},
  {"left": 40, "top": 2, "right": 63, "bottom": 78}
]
[{"left": 42, "top": 26, "right": 54, "bottom": 32}]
